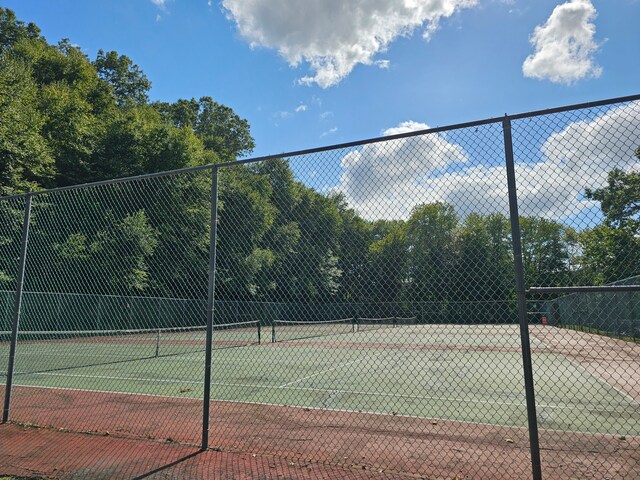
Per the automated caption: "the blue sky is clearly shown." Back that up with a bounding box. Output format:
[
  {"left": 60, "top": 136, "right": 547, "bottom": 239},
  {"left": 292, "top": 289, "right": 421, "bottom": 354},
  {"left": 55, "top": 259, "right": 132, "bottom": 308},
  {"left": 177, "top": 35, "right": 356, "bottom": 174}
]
[
  {"left": 3, "top": 0, "right": 639, "bottom": 225},
  {"left": 3, "top": 0, "right": 638, "bottom": 158}
]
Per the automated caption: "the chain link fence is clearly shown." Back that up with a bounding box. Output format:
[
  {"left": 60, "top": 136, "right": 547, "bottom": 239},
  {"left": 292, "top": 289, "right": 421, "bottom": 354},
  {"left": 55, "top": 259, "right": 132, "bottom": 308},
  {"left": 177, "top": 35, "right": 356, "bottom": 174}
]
[
  {"left": 1, "top": 95, "right": 639, "bottom": 479},
  {"left": 511, "top": 100, "right": 640, "bottom": 479}
]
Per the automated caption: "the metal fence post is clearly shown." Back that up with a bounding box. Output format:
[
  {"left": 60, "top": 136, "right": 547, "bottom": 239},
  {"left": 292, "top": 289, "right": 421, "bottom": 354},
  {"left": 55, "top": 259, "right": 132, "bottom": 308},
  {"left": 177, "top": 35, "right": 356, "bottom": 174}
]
[
  {"left": 2, "top": 194, "right": 33, "bottom": 423},
  {"left": 202, "top": 166, "right": 219, "bottom": 450},
  {"left": 503, "top": 117, "right": 543, "bottom": 480}
]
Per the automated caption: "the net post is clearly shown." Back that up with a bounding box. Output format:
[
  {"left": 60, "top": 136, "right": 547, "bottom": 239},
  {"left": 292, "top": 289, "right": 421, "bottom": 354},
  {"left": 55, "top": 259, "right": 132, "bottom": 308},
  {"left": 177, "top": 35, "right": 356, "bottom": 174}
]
[
  {"left": 3, "top": 194, "right": 32, "bottom": 424},
  {"left": 503, "top": 117, "right": 543, "bottom": 480},
  {"left": 257, "top": 322, "right": 261, "bottom": 344},
  {"left": 155, "top": 328, "right": 160, "bottom": 357},
  {"left": 271, "top": 320, "right": 276, "bottom": 343},
  {"left": 202, "top": 166, "right": 219, "bottom": 451}
]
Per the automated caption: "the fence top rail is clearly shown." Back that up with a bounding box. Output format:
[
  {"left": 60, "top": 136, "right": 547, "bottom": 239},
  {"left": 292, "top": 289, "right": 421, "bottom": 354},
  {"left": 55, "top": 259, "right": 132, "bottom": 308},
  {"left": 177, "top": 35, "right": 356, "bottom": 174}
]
[
  {"left": 528, "top": 285, "right": 640, "bottom": 294},
  {"left": 1, "top": 93, "right": 638, "bottom": 203},
  {"left": 222, "top": 93, "right": 640, "bottom": 169}
]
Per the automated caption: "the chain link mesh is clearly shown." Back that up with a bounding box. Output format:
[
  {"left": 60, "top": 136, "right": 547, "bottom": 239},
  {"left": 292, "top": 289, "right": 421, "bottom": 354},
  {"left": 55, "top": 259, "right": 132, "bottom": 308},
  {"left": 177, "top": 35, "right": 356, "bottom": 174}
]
[
  {"left": 0, "top": 196, "right": 27, "bottom": 408},
  {"left": 3, "top": 170, "right": 212, "bottom": 450},
  {"left": 1, "top": 96, "right": 639, "bottom": 479},
  {"left": 208, "top": 122, "right": 542, "bottom": 478},
  {"left": 512, "top": 100, "right": 640, "bottom": 479}
]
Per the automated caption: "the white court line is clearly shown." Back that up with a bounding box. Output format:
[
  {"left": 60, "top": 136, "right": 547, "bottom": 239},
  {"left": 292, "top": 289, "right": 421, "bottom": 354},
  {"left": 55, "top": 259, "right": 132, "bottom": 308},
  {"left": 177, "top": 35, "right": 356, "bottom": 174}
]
[
  {"left": 19, "top": 372, "right": 200, "bottom": 385},
  {"left": 9, "top": 373, "right": 635, "bottom": 412},
  {"left": 7, "top": 383, "right": 202, "bottom": 403},
  {"left": 529, "top": 329, "right": 640, "bottom": 404},
  {"left": 278, "top": 359, "right": 362, "bottom": 388},
  {"left": 6, "top": 383, "right": 635, "bottom": 437},
  {"left": 542, "top": 351, "right": 640, "bottom": 405},
  {"left": 271, "top": 383, "right": 635, "bottom": 412}
]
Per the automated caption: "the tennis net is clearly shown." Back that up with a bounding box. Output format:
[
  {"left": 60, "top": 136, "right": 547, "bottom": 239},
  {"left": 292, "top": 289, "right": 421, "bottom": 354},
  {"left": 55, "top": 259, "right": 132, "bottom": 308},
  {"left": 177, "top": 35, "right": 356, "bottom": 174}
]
[
  {"left": 271, "top": 318, "right": 355, "bottom": 343},
  {"left": 356, "top": 316, "right": 417, "bottom": 332},
  {"left": 0, "top": 320, "right": 260, "bottom": 376}
]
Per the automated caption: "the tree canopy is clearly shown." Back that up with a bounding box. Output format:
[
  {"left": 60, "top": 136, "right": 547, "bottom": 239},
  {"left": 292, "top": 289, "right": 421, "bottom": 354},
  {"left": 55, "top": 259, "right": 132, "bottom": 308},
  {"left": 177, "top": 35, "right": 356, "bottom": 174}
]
[
  {"left": 0, "top": 7, "right": 637, "bottom": 328},
  {"left": 0, "top": 7, "right": 254, "bottom": 195}
]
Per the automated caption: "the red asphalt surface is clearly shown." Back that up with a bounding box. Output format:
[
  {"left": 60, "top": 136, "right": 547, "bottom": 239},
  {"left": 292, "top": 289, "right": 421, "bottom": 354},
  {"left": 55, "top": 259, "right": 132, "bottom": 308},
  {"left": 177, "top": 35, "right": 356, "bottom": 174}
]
[{"left": 1, "top": 385, "right": 638, "bottom": 479}]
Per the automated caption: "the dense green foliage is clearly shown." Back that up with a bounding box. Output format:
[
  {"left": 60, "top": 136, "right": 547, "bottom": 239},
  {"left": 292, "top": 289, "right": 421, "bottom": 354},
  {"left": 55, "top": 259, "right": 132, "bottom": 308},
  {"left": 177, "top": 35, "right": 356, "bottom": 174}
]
[
  {"left": 1, "top": 8, "right": 638, "bottom": 323},
  {"left": 579, "top": 168, "right": 640, "bottom": 285},
  {"left": 0, "top": 7, "right": 250, "bottom": 195}
]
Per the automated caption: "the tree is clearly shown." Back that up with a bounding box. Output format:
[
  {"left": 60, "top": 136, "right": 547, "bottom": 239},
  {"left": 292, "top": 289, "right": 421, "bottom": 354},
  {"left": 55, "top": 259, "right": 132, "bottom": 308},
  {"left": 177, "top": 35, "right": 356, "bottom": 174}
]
[
  {"left": 287, "top": 187, "right": 342, "bottom": 301},
  {"left": 253, "top": 159, "right": 302, "bottom": 300},
  {"left": 195, "top": 97, "right": 254, "bottom": 160},
  {"left": 216, "top": 166, "right": 276, "bottom": 300},
  {"left": 92, "top": 105, "right": 213, "bottom": 181},
  {"left": 580, "top": 166, "right": 640, "bottom": 283},
  {"left": 452, "top": 213, "right": 514, "bottom": 322},
  {"left": 0, "top": 7, "right": 261, "bottom": 304},
  {"left": 454, "top": 213, "right": 512, "bottom": 301},
  {"left": 579, "top": 225, "right": 639, "bottom": 284},
  {"left": 520, "top": 216, "right": 574, "bottom": 288},
  {"left": 405, "top": 202, "right": 458, "bottom": 303},
  {"left": 0, "top": 54, "right": 53, "bottom": 195},
  {"left": 94, "top": 210, "right": 158, "bottom": 293},
  {"left": 153, "top": 98, "right": 200, "bottom": 129},
  {"left": 39, "top": 80, "right": 101, "bottom": 186},
  {"left": 93, "top": 50, "right": 151, "bottom": 106},
  {"left": 331, "top": 192, "right": 373, "bottom": 302},
  {"left": 145, "top": 172, "right": 211, "bottom": 299},
  {"left": 586, "top": 168, "right": 640, "bottom": 231},
  {"left": 10, "top": 37, "right": 105, "bottom": 186},
  {"left": 155, "top": 97, "right": 255, "bottom": 161},
  {"left": 0, "top": 199, "right": 26, "bottom": 291},
  {"left": 0, "top": 8, "right": 251, "bottom": 193},
  {"left": 0, "top": 7, "right": 41, "bottom": 53},
  {"left": 367, "top": 223, "right": 407, "bottom": 303}
]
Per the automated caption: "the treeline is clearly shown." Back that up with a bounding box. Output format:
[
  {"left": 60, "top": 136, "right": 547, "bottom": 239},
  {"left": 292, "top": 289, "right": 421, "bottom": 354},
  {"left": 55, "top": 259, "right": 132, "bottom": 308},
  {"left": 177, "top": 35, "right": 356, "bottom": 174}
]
[
  {"left": 2, "top": 157, "right": 638, "bottom": 311},
  {"left": 0, "top": 7, "right": 253, "bottom": 196},
  {"left": 0, "top": 8, "right": 638, "bottom": 317},
  {"left": 216, "top": 163, "right": 639, "bottom": 307}
]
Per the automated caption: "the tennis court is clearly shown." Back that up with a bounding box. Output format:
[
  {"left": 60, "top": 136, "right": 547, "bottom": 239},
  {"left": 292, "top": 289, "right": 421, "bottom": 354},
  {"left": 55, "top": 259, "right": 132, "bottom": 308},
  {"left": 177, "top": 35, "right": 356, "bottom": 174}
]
[{"left": 2, "top": 321, "right": 638, "bottom": 437}]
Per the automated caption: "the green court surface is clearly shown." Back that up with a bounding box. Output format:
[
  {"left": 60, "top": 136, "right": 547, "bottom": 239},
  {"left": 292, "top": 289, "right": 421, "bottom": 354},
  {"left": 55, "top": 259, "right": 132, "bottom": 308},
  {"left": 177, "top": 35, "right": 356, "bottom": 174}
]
[{"left": 1, "top": 324, "right": 638, "bottom": 436}]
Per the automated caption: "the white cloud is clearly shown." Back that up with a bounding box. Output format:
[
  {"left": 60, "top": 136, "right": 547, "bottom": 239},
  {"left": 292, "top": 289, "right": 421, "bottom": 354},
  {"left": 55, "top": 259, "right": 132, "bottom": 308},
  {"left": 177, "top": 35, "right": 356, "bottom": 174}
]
[
  {"left": 334, "top": 102, "right": 640, "bottom": 222},
  {"left": 382, "top": 121, "right": 430, "bottom": 136},
  {"left": 151, "top": 0, "right": 169, "bottom": 10},
  {"left": 321, "top": 127, "right": 338, "bottom": 138},
  {"left": 522, "top": 0, "right": 602, "bottom": 84},
  {"left": 275, "top": 103, "right": 309, "bottom": 118},
  {"left": 374, "top": 59, "right": 390, "bottom": 69},
  {"left": 151, "top": 0, "right": 171, "bottom": 18},
  {"left": 221, "top": 0, "right": 478, "bottom": 88},
  {"left": 334, "top": 121, "right": 469, "bottom": 219}
]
